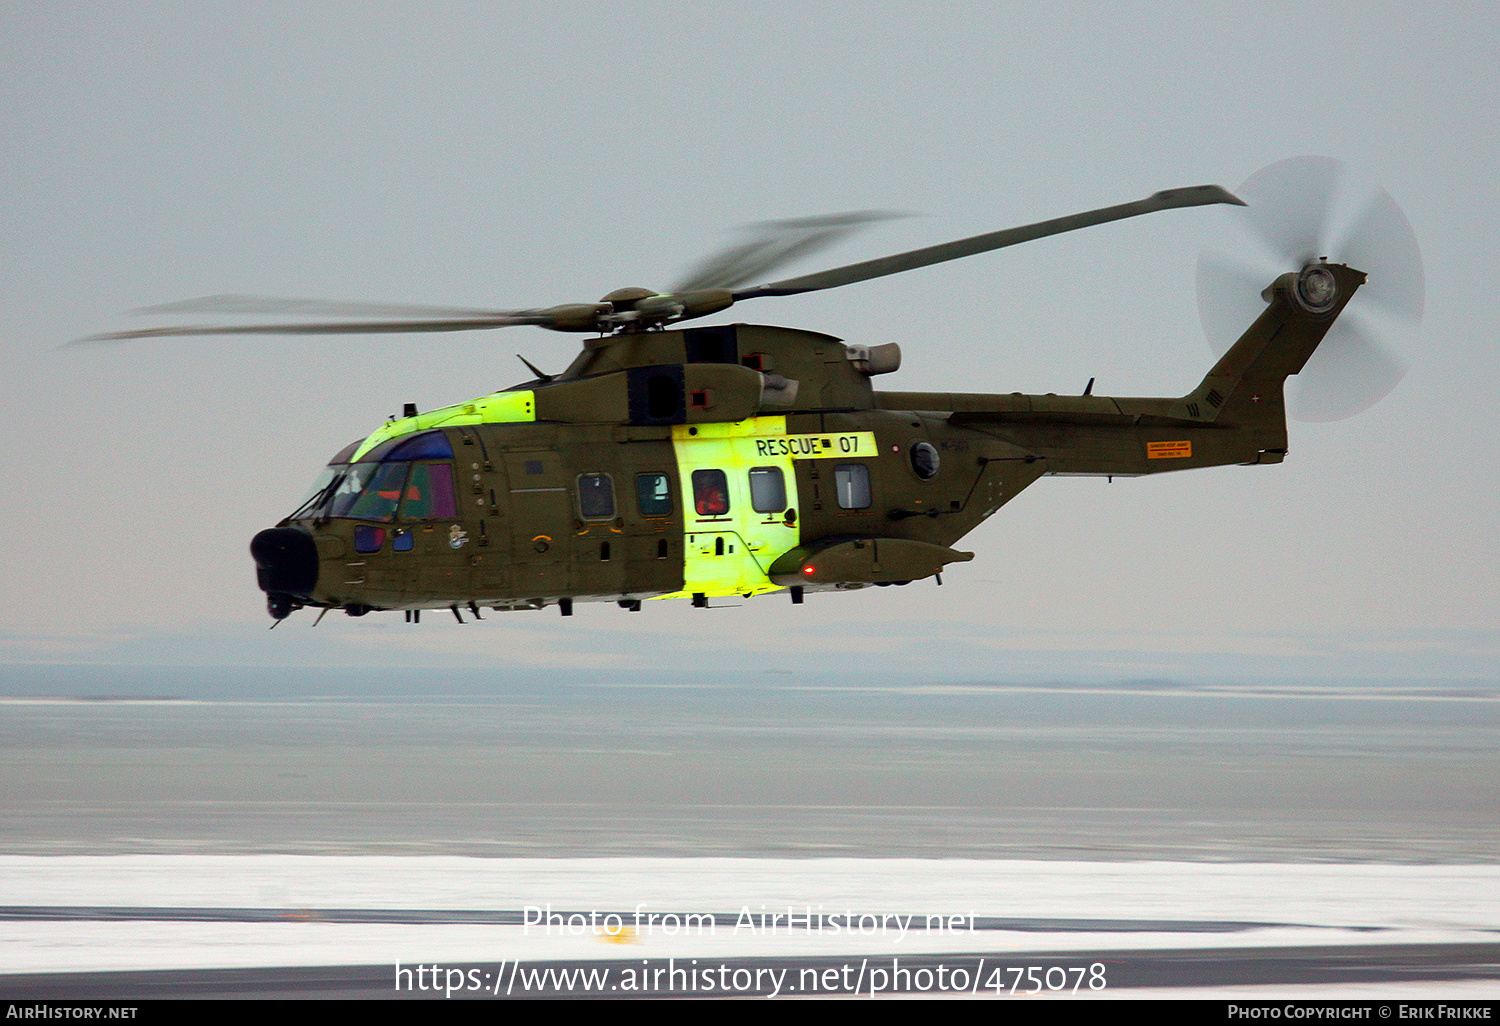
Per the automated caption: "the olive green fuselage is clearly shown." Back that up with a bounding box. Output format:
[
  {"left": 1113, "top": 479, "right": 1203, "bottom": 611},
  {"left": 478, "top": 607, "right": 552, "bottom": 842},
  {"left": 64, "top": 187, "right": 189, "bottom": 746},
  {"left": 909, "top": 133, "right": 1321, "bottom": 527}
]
[{"left": 254, "top": 265, "right": 1360, "bottom": 618}]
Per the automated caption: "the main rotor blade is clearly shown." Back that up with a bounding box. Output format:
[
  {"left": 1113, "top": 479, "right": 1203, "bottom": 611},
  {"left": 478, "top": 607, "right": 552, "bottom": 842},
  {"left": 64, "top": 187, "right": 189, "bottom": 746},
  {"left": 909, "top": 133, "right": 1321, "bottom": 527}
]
[
  {"left": 672, "top": 210, "right": 904, "bottom": 293},
  {"left": 731, "top": 185, "right": 1244, "bottom": 301},
  {"left": 72, "top": 313, "right": 548, "bottom": 344},
  {"left": 134, "top": 295, "right": 522, "bottom": 319}
]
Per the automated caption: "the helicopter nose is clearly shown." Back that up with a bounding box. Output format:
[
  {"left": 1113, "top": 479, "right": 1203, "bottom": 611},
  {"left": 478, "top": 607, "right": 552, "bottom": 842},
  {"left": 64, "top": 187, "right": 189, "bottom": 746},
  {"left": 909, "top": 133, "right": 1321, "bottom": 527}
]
[{"left": 250, "top": 527, "right": 318, "bottom": 604}]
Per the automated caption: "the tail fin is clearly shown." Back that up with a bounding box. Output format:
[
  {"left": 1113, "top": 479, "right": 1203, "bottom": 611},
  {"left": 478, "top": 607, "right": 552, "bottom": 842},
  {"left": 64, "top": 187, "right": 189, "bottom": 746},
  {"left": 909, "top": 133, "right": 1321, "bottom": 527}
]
[{"left": 1183, "top": 263, "right": 1366, "bottom": 450}]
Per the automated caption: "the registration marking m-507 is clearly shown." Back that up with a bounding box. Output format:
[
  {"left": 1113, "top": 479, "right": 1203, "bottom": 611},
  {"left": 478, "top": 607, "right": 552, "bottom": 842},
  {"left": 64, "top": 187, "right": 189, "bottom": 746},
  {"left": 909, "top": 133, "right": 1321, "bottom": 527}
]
[{"left": 742, "top": 432, "right": 878, "bottom": 461}]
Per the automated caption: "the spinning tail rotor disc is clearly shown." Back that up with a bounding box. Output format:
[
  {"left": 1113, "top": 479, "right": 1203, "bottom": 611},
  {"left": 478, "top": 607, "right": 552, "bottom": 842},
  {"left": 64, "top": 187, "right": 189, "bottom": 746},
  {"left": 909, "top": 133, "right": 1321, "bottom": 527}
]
[{"left": 1196, "top": 156, "right": 1425, "bottom": 422}]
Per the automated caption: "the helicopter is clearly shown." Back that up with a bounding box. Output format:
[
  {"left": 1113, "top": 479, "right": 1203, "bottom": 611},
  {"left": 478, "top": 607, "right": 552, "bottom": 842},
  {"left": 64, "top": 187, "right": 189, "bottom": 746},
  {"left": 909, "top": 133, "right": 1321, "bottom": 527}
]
[{"left": 82, "top": 157, "right": 1424, "bottom": 624}]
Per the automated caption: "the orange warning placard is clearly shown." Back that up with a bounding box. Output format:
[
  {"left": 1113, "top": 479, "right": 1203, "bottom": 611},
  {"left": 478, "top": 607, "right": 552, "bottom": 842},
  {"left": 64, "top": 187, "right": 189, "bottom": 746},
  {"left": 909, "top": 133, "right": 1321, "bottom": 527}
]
[{"left": 1146, "top": 440, "right": 1192, "bottom": 459}]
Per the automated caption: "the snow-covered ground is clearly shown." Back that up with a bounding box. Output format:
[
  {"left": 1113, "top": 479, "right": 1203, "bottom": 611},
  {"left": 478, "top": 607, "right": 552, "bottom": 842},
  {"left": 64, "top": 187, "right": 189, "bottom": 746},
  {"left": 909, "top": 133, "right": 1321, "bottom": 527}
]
[{"left": 3, "top": 856, "right": 1498, "bottom": 977}]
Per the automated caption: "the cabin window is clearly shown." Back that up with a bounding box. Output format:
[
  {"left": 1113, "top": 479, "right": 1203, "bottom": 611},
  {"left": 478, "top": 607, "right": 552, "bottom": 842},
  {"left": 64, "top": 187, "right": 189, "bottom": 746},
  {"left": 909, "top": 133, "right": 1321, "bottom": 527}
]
[
  {"left": 910, "top": 441, "right": 940, "bottom": 480},
  {"left": 577, "top": 473, "right": 616, "bottom": 520},
  {"left": 392, "top": 529, "right": 414, "bottom": 552},
  {"left": 636, "top": 473, "right": 673, "bottom": 517},
  {"left": 748, "top": 467, "right": 786, "bottom": 513},
  {"left": 692, "top": 469, "right": 730, "bottom": 516},
  {"left": 400, "top": 463, "right": 458, "bottom": 520},
  {"left": 834, "top": 463, "right": 872, "bottom": 510},
  {"left": 353, "top": 525, "right": 386, "bottom": 553}
]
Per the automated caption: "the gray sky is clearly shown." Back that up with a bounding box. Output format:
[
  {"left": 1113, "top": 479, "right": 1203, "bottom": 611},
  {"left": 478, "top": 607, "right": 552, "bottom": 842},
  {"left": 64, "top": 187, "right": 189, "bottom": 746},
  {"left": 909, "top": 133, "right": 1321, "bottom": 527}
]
[{"left": 3, "top": 1, "right": 1496, "bottom": 685}]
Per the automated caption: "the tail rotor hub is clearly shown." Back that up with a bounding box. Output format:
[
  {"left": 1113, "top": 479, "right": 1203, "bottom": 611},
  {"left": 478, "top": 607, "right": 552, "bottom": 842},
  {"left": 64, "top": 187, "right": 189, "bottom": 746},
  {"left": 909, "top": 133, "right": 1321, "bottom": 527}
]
[{"left": 1294, "top": 264, "right": 1339, "bottom": 314}]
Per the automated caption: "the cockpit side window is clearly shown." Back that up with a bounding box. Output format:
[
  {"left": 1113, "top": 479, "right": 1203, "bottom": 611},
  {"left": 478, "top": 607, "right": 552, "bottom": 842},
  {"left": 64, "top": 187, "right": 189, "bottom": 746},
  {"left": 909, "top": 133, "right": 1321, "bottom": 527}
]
[{"left": 400, "top": 463, "right": 457, "bottom": 520}]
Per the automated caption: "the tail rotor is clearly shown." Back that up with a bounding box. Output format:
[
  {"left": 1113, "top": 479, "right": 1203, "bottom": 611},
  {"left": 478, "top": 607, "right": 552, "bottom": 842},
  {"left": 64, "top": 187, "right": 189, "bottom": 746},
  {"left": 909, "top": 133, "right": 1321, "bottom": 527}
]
[{"left": 1196, "top": 156, "right": 1425, "bottom": 421}]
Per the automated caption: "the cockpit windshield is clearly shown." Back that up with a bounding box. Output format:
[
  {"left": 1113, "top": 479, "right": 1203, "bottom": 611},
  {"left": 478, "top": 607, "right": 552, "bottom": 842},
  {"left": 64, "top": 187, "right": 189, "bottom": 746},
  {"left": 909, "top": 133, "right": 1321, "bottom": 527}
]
[
  {"left": 291, "top": 466, "right": 342, "bottom": 518},
  {"left": 286, "top": 432, "right": 458, "bottom": 522}
]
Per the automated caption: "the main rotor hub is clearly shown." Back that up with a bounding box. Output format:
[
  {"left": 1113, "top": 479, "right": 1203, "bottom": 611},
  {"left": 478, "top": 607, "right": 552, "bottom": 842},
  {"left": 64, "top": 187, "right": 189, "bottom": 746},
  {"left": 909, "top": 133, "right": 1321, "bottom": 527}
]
[
  {"left": 600, "top": 286, "right": 658, "bottom": 310},
  {"left": 1294, "top": 264, "right": 1339, "bottom": 314}
]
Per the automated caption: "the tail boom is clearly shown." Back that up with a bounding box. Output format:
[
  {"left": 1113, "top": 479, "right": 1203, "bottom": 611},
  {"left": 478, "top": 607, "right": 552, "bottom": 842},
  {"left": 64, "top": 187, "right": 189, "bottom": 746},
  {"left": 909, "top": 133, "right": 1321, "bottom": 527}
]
[{"left": 874, "top": 263, "right": 1365, "bottom": 478}]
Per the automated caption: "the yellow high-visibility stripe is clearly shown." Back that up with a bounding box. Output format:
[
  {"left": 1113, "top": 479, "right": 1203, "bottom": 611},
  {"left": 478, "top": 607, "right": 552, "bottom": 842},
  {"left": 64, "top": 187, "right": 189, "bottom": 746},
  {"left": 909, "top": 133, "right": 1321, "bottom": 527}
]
[{"left": 662, "top": 416, "right": 803, "bottom": 600}]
